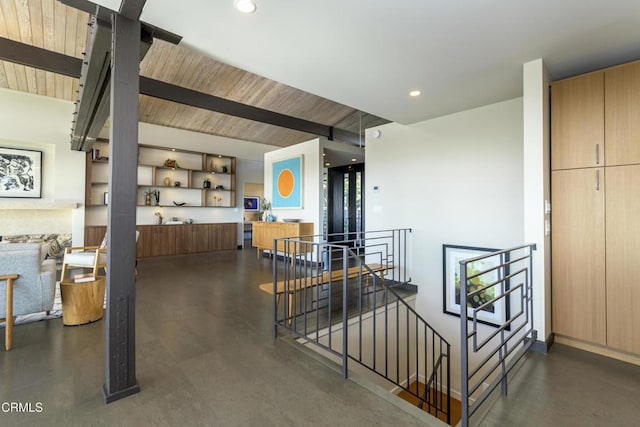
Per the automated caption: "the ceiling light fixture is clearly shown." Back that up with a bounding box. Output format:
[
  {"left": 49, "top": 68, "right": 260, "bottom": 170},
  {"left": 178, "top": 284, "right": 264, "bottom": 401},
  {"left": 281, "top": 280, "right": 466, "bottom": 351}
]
[
  {"left": 234, "top": 0, "right": 257, "bottom": 14},
  {"left": 351, "top": 158, "right": 357, "bottom": 162},
  {"left": 325, "top": 162, "right": 331, "bottom": 167},
  {"left": 409, "top": 90, "right": 421, "bottom": 97}
]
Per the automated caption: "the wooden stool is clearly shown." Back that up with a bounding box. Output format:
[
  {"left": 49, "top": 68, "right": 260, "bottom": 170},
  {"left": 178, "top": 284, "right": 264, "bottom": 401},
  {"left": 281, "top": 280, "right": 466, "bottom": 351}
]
[{"left": 60, "top": 276, "right": 106, "bottom": 326}]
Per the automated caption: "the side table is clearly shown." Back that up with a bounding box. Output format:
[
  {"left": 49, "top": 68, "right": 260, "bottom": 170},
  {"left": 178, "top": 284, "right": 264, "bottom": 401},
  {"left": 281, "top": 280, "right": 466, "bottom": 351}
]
[{"left": 60, "top": 276, "right": 106, "bottom": 326}]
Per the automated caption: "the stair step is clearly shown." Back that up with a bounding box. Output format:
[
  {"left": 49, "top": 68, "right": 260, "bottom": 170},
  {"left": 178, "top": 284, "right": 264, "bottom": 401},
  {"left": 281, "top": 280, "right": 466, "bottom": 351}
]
[{"left": 396, "top": 381, "right": 462, "bottom": 426}]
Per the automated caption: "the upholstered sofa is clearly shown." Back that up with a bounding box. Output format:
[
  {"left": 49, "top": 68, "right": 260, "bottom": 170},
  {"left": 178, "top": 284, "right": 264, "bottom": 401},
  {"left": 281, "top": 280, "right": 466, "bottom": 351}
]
[{"left": 0, "top": 242, "right": 56, "bottom": 318}]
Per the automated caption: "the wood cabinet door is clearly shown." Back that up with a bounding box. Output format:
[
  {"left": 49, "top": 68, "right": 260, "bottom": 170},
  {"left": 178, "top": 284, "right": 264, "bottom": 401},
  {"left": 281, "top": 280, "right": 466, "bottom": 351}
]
[
  {"left": 551, "top": 73, "right": 604, "bottom": 170},
  {"left": 192, "top": 225, "right": 210, "bottom": 253},
  {"left": 137, "top": 227, "right": 153, "bottom": 258},
  {"left": 605, "top": 165, "right": 640, "bottom": 353},
  {"left": 151, "top": 226, "right": 176, "bottom": 257},
  {"left": 175, "top": 225, "right": 194, "bottom": 254},
  {"left": 209, "top": 223, "right": 237, "bottom": 251},
  {"left": 551, "top": 168, "right": 606, "bottom": 345},
  {"left": 85, "top": 226, "right": 107, "bottom": 247},
  {"left": 605, "top": 62, "right": 640, "bottom": 166}
]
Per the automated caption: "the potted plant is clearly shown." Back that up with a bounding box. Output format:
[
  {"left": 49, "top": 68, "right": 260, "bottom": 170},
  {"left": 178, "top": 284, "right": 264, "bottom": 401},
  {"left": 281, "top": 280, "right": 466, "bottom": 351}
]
[{"left": 260, "top": 198, "right": 271, "bottom": 221}]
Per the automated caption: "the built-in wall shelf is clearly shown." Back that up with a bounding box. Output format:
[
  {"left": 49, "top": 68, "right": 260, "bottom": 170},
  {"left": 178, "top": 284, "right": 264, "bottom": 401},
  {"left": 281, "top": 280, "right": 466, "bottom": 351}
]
[{"left": 85, "top": 142, "right": 237, "bottom": 209}]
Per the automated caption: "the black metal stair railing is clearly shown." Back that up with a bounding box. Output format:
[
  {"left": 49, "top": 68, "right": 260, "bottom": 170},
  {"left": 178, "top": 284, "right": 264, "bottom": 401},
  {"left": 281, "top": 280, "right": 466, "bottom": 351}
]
[
  {"left": 271, "top": 229, "right": 451, "bottom": 424},
  {"left": 459, "top": 244, "right": 537, "bottom": 426}
]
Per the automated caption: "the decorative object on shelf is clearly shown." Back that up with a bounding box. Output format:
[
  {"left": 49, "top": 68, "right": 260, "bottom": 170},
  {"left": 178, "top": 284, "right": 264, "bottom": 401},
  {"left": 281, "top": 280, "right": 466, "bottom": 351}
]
[
  {"left": 213, "top": 195, "right": 223, "bottom": 207},
  {"left": 283, "top": 218, "right": 301, "bottom": 223},
  {"left": 185, "top": 219, "right": 193, "bottom": 224},
  {"left": 203, "top": 178, "right": 211, "bottom": 189},
  {"left": 215, "top": 184, "right": 224, "bottom": 190},
  {"left": 222, "top": 165, "right": 228, "bottom": 173},
  {"left": 154, "top": 190, "right": 160, "bottom": 206},
  {"left": 174, "top": 181, "right": 181, "bottom": 187},
  {"left": 272, "top": 155, "right": 303, "bottom": 208},
  {"left": 91, "top": 148, "right": 100, "bottom": 160},
  {"left": 154, "top": 211, "right": 163, "bottom": 225},
  {"left": 173, "top": 201, "right": 186, "bottom": 206},
  {"left": 0, "top": 146, "right": 42, "bottom": 198},
  {"left": 267, "top": 214, "right": 275, "bottom": 222},
  {"left": 164, "top": 176, "right": 171, "bottom": 186},
  {"left": 442, "top": 244, "right": 509, "bottom": 328},
  {"left": 144, "top": 188, "right": 155, "bottom": 206},
  {"left": 99, "top": 156, "right": 109, "bottom": 161},
  {"left": 164, "top": 159, "right": 178, "bottom": 168}
]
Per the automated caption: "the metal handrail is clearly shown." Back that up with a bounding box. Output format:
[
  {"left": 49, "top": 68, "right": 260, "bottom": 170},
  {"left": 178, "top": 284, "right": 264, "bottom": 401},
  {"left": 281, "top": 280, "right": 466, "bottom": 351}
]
[
  {"left": 459, "top": 243, "right": 537, "bottom": 427},
  {"left": 271, "top": 229, "right": 451, "bottom": 424}
]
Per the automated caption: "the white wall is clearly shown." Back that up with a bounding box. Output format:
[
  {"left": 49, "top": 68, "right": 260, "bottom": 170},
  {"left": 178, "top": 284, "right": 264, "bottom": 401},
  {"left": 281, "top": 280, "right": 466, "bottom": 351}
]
[
  {"left": 264, "top": 138, "right": 323, "bottom": 236},
  {"left": 365, "top": 98, "right": 524, "bottom": 392},
  {"left": 523, "top": 59, "right": 552, "bottom": 342},
  {"left": 0, "top": 88, "right": 85, "bottom": 242}
]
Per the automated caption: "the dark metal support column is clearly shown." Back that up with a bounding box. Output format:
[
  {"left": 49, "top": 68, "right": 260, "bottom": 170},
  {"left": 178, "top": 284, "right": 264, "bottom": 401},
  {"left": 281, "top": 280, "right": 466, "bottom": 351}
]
[{"left": 102, "top": 11, "right": 141, "bottom": 404}]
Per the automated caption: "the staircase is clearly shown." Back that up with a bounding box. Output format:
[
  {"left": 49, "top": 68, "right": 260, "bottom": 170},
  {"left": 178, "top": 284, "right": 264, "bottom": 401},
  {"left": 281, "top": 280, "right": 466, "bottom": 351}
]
[
  {"left": 397, "top": 380, "right": 462, "bottom": 425},
  {"left": 270, "top": 229, "right": 452, "bottom": 425}
]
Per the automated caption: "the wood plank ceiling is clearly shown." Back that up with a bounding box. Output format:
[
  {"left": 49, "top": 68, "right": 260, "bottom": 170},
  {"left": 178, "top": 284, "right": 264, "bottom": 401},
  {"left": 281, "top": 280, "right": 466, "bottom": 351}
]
[{"left": 0, "top": 0, "right": 387, "bottom": 147}]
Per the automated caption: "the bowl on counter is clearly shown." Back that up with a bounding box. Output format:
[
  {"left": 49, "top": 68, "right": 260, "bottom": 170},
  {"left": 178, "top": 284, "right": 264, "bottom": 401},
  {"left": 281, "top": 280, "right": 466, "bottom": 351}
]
[{"left": 282, "top": 218, "right": 301, "bottom": 223}]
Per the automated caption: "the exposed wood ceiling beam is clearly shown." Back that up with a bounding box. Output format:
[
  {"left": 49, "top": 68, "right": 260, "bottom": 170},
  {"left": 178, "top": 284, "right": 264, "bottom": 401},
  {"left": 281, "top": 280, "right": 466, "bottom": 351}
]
[
  {"left": 0, "top": 37, "right": 82, "bottom": 78},
  {"left": 0, "top": 37, "right": 361, "bottom": 146},
  {"left": 138, "top": 78, "right": 360, "bottom": 145}
]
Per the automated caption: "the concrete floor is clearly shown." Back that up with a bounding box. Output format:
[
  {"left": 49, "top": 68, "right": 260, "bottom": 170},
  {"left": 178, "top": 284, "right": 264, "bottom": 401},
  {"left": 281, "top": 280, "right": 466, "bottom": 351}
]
[
  {"left": 479, "top": 343, "right": 640, "bottom": 427},
  {"left": 0, "top": 247, "right": 428, "bottom": 426},
  {"left": 2, "top": 246, "right": 640, "bottom": 426}
]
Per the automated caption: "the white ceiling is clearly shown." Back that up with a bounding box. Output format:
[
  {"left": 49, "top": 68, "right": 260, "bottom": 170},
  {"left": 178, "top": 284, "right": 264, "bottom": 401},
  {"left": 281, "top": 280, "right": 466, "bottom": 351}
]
[{"left": 101, "top": 0, "right": 640, "bottom": 125}]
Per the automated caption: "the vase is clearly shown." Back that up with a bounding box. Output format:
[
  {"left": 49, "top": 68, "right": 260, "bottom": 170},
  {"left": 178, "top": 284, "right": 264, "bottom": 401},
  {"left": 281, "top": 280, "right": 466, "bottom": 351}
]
[
  {"left": 262, "top": 211, "right": 268, "bottom": 221},
  {"left": 145, "top": 194, "right": 151, "bottom": 206}
]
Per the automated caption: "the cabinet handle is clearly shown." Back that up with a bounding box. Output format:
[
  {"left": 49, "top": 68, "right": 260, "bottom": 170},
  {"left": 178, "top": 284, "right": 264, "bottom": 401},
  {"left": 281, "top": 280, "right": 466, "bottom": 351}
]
[
  {"left": 595, "top": 144, "right": 600, "bottom": 165},
  {"left": 596, "top": 170, "right": 600, "bottom": 191}
]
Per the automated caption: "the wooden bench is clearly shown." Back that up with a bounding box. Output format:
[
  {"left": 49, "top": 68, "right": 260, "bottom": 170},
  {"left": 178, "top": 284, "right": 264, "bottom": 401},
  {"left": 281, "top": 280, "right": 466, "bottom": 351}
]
[{"left": 259, "top": 263, "right": 394, "bottom": 319}]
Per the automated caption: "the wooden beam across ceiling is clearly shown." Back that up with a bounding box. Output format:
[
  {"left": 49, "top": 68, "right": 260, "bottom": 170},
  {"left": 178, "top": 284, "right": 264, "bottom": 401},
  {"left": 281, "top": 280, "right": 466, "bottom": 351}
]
[
  {"left": 0, "top": 37, "right": 82, "bottom": 78},
  {"left": 0, "top": 36, "right": 362, "bottom": 146}
]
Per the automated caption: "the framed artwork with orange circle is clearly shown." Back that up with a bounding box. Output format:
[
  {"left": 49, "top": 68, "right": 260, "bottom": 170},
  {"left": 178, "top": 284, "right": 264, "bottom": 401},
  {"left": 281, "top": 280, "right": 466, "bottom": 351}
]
[{"left": 272, "top": 155, "right": 303, "bottom": 208}]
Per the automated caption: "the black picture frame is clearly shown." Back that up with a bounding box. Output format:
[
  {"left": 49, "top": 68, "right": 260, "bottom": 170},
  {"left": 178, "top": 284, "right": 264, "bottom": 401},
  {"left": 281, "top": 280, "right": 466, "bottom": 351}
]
[
  {"left": 0, "top": 147, "right": 42, "bottom": 198},
  {"left": 442, "top": 244, "right": 510, "bottom": 328},
  {"left": 243, "top": 196, "right": 259, "bottom": 211}
]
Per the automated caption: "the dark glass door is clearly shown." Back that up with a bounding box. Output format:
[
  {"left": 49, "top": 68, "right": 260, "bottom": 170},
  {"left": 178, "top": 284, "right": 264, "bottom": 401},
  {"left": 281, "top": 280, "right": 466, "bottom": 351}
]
[{"left": 327, "top": 163, "right": 364, "bottom": 243}]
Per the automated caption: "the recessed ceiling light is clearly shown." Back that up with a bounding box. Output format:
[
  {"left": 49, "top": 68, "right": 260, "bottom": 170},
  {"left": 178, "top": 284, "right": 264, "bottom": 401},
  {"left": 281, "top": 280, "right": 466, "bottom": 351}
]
[
  {"left": 351, "top": 158, "right": 357, "bottom": 162},
  {"left": 323, "top": 153, "right": 326, "bottom": 156},
  {"left": 409, "top": 90, "right": 421, "bottom": 97},
  {"left": 325, "top": 162, "right": 330, "bottom": 166},
  {"left": 234, "top": 0, "right": 257, "bottom": 14}
]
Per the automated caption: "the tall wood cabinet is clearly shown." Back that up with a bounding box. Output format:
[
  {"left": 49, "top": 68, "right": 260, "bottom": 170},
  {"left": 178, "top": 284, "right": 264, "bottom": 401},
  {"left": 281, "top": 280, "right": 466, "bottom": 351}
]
[
  {"left": 605, "top": 62, "right": 640, "bottom": 166},
  {"left": 605, "top": 165, "right": 640, "bottom": 354},
  {"left": 551, "top": 72, "right": 604, "bottom": 170},
  {"left": 552, "top": 59, "right": 640, "bottom": 356},
  {"left": 551, "top": 168, "right": 606, "bottom": 345}
]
